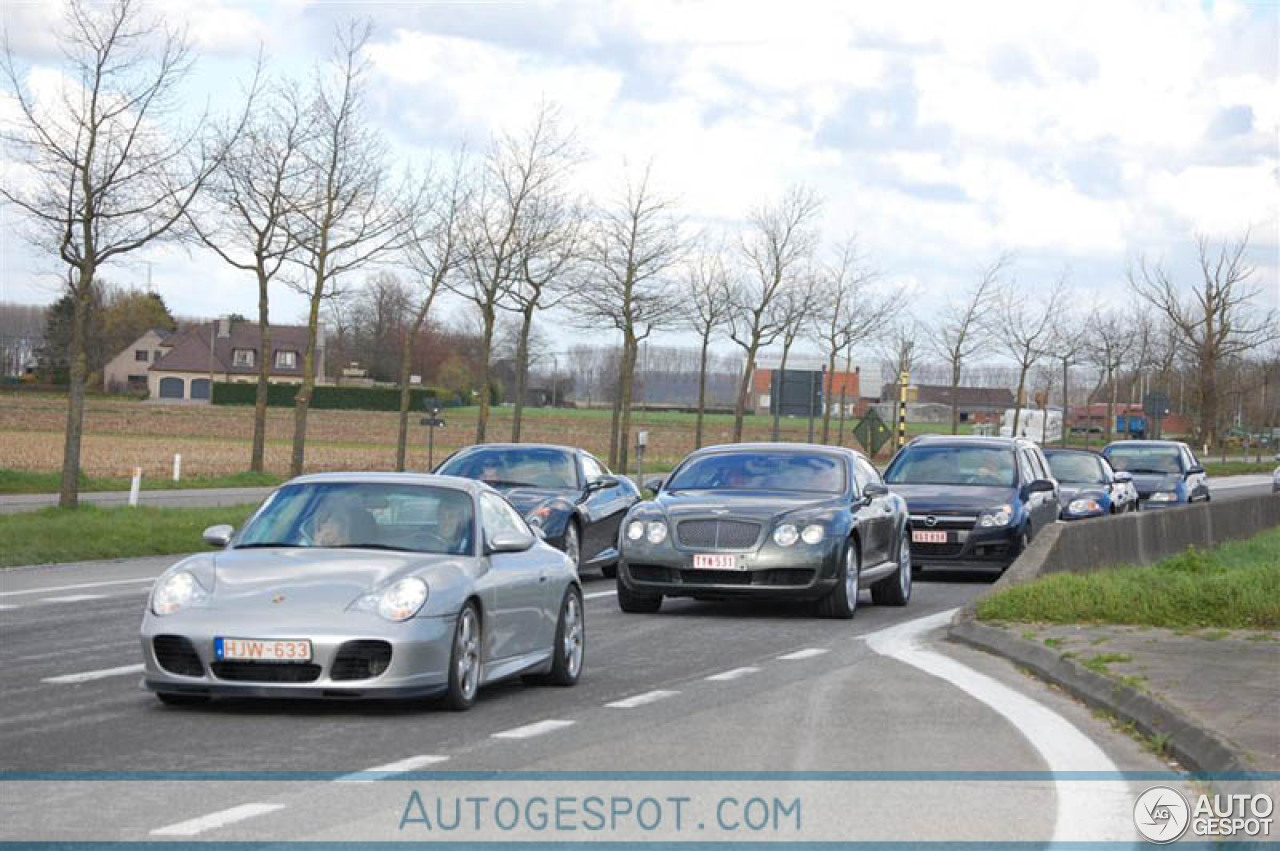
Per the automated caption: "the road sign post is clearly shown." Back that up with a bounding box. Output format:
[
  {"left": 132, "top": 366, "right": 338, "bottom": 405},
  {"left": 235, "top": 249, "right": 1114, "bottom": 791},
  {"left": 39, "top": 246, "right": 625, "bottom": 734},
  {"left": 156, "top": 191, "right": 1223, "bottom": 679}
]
[
  {"left": 897, "top": 370, "right": 910, "bottom": 451},
  {"left": 420, "top": 403, "right": 446, "bottom": 470}
]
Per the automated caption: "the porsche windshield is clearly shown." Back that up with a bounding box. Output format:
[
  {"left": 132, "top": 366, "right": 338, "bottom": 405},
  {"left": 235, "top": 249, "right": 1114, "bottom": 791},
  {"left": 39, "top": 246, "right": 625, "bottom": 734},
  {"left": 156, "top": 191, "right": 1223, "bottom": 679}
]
[
  {"left": 1046, "top": 452, "right": 1107, "bottom": 484},
  {"left": 665, "top": 452, "right": 845, "bottom": 494},
  {"left": 885, "top": 445, "right": 1017, "bottom": 487},
  {"left": 437, "top": 447, "right": 578, "bottom": 489},
  {"left": 235, "top": 482, "right": 475, "bottom": 555}
]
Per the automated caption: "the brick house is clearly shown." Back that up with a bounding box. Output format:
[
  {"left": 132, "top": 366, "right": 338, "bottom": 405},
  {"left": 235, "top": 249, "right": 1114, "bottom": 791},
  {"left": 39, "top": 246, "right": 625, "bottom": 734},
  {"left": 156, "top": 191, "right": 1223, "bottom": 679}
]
[{"left": 102, "top": 328, "right": 173, "bottom": 393}]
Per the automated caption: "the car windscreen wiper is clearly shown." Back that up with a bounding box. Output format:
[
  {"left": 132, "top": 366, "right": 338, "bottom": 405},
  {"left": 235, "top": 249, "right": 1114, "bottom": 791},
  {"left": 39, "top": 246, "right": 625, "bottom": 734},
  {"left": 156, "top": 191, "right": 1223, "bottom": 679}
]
[
  {"left": 233, "top": 542, "right": 294, "bottom": 549},
  {"left": 341, "top": 543, "right": 424, "bottom": 553}
]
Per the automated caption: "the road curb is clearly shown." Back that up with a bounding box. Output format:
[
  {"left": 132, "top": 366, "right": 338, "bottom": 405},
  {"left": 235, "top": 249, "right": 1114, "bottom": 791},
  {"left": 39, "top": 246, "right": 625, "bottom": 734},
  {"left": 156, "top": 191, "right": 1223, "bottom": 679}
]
[{"left": 947, "top": 617, "right": 1258, "bottom": 783}]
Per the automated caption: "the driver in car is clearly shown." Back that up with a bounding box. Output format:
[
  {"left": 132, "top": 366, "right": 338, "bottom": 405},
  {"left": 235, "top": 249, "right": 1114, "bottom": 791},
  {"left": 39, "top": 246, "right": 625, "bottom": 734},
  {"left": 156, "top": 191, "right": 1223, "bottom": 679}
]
[
  {"left": 436, "top": 495, "right": 474, "bottom": 555},
  {"left": 310, "top": 494, "right": 376, "bottom": 547}
]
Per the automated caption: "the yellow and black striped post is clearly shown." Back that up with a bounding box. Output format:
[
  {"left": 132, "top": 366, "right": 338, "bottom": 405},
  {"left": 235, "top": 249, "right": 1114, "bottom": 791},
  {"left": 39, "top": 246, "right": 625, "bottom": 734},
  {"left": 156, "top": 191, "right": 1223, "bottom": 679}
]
[{"left": 897, "top": 370, "right": 910, "bottom": 450}]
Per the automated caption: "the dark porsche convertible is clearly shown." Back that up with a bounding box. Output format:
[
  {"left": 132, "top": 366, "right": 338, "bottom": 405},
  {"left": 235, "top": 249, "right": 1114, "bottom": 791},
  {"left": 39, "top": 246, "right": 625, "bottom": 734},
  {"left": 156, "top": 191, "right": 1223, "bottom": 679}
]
[
  {"left": 616, "top": 444, "right": 913, "bottom": 618},
  {"left": 435, "top": 444, "right": 641, "bottom": 576}
]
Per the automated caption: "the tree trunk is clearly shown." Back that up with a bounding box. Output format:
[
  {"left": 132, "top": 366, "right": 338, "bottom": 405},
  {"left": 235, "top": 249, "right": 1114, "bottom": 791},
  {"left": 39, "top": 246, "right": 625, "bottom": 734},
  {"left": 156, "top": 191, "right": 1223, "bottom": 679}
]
[
  {"left": 475, "top": 307, "right": 495, "bottom": 443},
  {"left": 509, "top": 305, "right": 535, "bottom": 442},
  {"left": 607, "top": 386, "right": 621, "bottom": 468},
  {"left": 617, "top": 334, "right": 638, "bottom": 474},
  {"left": 1106, "top": 363, "right": 1117, "bottom": 442},
  {"left": 58, "top": 271, "right": 94, "bottom": 508},
  {"left": 732, "top": 343, "right": 759, "bottom": 442},
  {"left": 771, "top": 343, "right": 792, "bottom": 441},
  {"left": 837, "top": 347, "right": 852, "bottom": 445},
  {"left": 949, "top": 362, "right": 962, "bottom": 434},
  {"left": 290, "top": 287, "right": 324, "bottom": 477},
  {"left": 1012, "top": 363, "right": 1029, "bottom": 435},
  {"left": 250, "top": 270, "right": 271, "bottom": 473},
  {"left": 1199, "top": 354, "right": 1217, "bottom": 452},
  {"left": 1060, "top": 356, "right": 1069, "bottom": 447},
  {"left": 821, "top": 349, "right": 837, "bottom": 443},
  {"left": 694, "top": 333, "right": 711, "bottom": 449},
  {"left": 395, "top": 320, "right": 423, "bottom": 471}
]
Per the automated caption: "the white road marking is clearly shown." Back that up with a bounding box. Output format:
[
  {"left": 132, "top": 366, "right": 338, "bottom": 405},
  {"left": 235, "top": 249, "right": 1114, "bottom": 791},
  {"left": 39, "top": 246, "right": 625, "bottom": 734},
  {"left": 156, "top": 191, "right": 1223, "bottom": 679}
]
[
  {"left": 583, "top": 589, "right": 616, "bottom": 600},
  {"left": 335, "top": 755, "right": 449, "bottom": 783},
  {"left": 0, "top": 604, "right": 18, "bottom": 611},
  {"left": 778, "top": 647, "right": 829, "bottom": 660},
  {"left": 38, "top": 594, "right": 107, "bottom": 603},
  {"left": 705, "top": 666, "right": 760, "bottom": 681},
  {"left": 0, "top": 577, "right": 155, "bottom": 598},
  {"left": 865, "top": 609, "right": 1129, "bottom": 843},
  {"left": 42, "top": 663, "right": 144, "bottom": 684},
  {"left": 491, "top": 719, "right": 576, "bottom": 739},
  {"left": 605, "top": 689, "right": 679, "bottom": 709},
  {"left": 150, "top": 803, "right": 285, "bottom": 837}
]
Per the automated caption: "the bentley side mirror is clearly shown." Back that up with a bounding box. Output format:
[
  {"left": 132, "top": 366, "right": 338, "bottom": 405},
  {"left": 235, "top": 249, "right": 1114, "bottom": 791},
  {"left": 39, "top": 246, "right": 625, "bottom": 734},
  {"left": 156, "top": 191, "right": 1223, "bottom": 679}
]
[
  {"left": 203, "top": 524, "right": 234, "bottom": 548},
  {"left": 584, "top": 475, "right": 621, "bottom": 494},
  {"left": 643, "top": 475, "right": 666, "bottom": 494}
]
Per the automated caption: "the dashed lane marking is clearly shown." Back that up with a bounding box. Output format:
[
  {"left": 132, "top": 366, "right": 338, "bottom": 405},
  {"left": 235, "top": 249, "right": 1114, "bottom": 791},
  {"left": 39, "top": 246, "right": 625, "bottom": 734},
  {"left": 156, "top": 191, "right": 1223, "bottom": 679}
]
[
  {"left": 42, "top": 663, "right": 145, "bottom": 684},
  {"left": 491, "top": 719, "right": 576, "bottom": 739},
  {"left": 777, "top": 648, "right": 829, "bottom": 660},
  {"left": 0, "top": 577, "right": 154, "bottom": 598},
  {"left": 605, "top": 689, "right": 679, "bottom": 709},
  {"left": 150, "top": 803, "right": 286, "bottom": 837},
  {"left": 335, "top": 755, "right": 450, "bottom": 783},
  {"left": 705, "top": 666, "right": 760, "bottom": 681}
]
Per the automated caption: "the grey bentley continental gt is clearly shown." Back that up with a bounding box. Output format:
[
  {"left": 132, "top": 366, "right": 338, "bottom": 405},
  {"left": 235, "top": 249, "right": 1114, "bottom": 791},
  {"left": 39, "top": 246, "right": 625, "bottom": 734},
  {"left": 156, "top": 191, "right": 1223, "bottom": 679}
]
[
  {"left": 140, "top": 473, "right": 584, "bottom": 710},
  {"left": 617, "top": 444, "right": 913, "bottom": 618}
]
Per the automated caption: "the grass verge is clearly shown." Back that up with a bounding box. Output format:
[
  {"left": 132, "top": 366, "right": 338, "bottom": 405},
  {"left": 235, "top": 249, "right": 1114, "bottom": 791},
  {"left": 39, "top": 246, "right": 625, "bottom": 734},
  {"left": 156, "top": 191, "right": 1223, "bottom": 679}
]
[
  {"left": 976, "top": 526, "right": 1280, "bottom": 629},
  {"left": 0, "top": 468, "right": 281, "bottom": 495},
  {"left": 0, "top": 504, "right": 255, "bottom": 567},
  {"left": 1202, "top": 460, "right": 1276, "bottom": 477}
]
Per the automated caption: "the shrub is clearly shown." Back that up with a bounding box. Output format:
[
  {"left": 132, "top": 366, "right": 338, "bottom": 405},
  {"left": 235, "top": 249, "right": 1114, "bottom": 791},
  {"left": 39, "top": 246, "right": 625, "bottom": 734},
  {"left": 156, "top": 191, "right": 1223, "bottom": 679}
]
[{"left": 211, "top": 382, "right": 471, "bottom": 411}]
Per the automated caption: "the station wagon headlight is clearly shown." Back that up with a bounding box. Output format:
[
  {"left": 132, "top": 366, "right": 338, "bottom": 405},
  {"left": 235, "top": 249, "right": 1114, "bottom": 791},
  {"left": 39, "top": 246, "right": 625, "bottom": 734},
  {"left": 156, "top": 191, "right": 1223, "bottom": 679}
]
[
  {"left": 773, "top": 524, "right": 799, "bottom": 546},
  {"left": 375, "top": 577, "right": 429, "bottom": 622},
  {"left": 1149, "top": 491, "right": 1177, "bottom": 502},
  {"left": 1068, "top": 498, "right": 1101, "bottom": 514},
  {"left": 800, "top": 524, "right": 825, "bottom": 545},
  {"left": 979, "top": 505, "right": 1013, "bottom": 527},
  {"left": 151, "top": 571, "right": 207, "bottom": 616},
  {"left": 626, "top": 520, "right": 645, "bottom": 541},
  {"left": 646, "top": 521, "right": 668, "bottom": 544}
]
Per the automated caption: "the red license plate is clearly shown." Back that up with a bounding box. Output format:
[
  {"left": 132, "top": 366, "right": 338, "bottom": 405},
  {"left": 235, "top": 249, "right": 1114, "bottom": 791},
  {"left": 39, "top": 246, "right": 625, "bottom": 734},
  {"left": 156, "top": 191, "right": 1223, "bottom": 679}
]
[
  {"left": 692, "top": 553, "right": 742, "bottom": 570},
  {"left": 912, "top": 530, "right": 948, "bottom": 544}
]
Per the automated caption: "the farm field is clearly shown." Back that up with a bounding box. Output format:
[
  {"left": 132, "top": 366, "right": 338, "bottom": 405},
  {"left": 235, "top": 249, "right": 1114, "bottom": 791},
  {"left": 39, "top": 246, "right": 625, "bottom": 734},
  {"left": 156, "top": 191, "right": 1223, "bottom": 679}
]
[{"left": 0, "top": 393, "right": 940, "bottom": 480}]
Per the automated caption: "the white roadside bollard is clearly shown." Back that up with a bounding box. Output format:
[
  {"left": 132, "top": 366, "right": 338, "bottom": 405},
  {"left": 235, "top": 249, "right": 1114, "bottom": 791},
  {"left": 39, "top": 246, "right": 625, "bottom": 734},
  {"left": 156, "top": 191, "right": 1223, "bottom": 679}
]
[
  {"left": 172, "top": 453, "right": 181, "bottom": 483},
  {"left": 129, "top": 467, "right": 141, "bottom": 507}
]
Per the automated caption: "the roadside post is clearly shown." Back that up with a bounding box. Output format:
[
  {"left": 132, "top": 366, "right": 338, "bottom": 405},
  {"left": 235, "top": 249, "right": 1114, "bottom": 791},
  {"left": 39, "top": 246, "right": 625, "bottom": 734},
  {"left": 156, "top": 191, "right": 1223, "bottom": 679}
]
[
  {"left": 636, "top": 430, "right": 649, "bottom": 481},
  {"left": 1143, "top": 392, "right": 1171, "bottom": 440},
  {"left": 172, "top": 454, "right": 181, "bottom": 483},
  {"left": 420, "top": 403, "right": 446, "bottom": 471},
  {"left": 129, "top": 467, "right": 141, "bottom": 507}
]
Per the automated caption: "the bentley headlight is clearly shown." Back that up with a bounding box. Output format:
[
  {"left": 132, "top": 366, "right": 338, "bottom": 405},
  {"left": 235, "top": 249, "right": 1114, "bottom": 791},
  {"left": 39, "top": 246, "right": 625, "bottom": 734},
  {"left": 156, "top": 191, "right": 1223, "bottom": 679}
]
[
  {"left": 151, "top": 571, "right": 207, "bottom": 616},
  {"left": 979, "top": 505, "right": 1013, "bottom": 527},
  {"left": 1149, "top": 491, "right": 1177, "bottom": 502},
  {"left": 800, "top": 524, "right": 825, "bottom": 545},
  {"left": 376, "top": 577, "right": 428, "bottom": 622},
  {"left": 646, "top": 521, "right": 668, "bottom": 544},
  {"left": 626, "top": 520, "right": 645, "bottom": 541},
  {"left": 773, "top": 524, "right": 799, "bottom": 546},
  {"left": 1068, "top": 498, "right": 1101, "bottom": 514}
]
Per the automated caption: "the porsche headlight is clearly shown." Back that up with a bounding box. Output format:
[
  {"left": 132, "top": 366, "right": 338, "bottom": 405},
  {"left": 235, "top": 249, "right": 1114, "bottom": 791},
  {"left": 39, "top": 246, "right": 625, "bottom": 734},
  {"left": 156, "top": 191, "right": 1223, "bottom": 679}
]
[
  {"left": 626, "top": 520, "right": 645, "bottom": 541},
  {"left": 151, "top": 571, "right": 207, "bottom": 616},
  {"left": 376, "top": 577, "right": 428, "bottom": 622},
  {"left": 1068, "top": 498, "right": 1101, "bottom": 514},
  {"left": 773, "top": 524, "right": 799, "bottom": 546},
  {"left": 800, "top": 524, "right": 825, "bottom": 545},
  {"left": 979, "top": 505, "right": 1013, "bottom": 527},
  {"left": 646, "top": 521, "right": 668, "bottom": 544}
]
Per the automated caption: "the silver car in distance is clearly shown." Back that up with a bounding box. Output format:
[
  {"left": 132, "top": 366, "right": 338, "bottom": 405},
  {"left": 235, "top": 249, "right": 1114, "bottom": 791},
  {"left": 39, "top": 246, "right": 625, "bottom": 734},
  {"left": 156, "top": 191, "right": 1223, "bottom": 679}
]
[{"left": 140, "top": 473, "right": 585, "bottom": 710}]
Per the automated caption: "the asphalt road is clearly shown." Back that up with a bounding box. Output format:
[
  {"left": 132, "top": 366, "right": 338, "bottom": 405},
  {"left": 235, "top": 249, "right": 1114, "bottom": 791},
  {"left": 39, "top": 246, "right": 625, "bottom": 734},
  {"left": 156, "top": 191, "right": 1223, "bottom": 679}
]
[{"left": 0, "top": 557, "right": 1192, "bottom": 843}]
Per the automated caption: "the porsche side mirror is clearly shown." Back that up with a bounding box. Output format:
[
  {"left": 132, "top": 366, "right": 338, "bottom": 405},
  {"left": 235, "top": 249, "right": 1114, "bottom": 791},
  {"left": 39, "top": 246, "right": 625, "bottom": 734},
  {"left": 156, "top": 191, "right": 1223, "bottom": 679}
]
[
  {"left": 488, "top": 531, "right": 534, "bottom": 553},
  {"left": 203, "top": 524, "right": 234, "bottom": 548}
]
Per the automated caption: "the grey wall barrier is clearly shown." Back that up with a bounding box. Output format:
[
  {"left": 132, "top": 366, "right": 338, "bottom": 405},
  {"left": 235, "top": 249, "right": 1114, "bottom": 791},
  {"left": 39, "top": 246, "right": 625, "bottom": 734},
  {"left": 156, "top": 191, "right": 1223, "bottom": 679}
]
[{"left": 995, "top": 493, "right": 1280, "bottom": 590}]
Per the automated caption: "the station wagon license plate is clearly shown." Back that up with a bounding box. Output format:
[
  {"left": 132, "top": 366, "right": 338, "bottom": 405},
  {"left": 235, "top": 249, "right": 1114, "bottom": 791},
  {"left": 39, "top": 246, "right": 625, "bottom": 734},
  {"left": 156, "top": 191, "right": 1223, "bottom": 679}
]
[
  {"left": 912, "top": 530, "right": 948, "bottom": 544},
  {"left": 692, "top": 553, "right": 743, "bottom": 570},
  {"left": 214, "top": 637, "right": 312, "bottom": 662}
]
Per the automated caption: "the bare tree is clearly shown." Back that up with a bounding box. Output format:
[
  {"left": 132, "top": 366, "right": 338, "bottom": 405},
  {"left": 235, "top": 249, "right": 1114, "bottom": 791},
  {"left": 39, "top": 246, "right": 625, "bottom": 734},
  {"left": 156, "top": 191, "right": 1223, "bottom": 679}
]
[
  {"left": 730, "top": 185, "right": 822, "bottom": 442},
  {"left": 1089, "top": 307, "right": 1135, "bottom": 441},
  {"left": 994, "top": 273, "right": 1066, "bottom": 435},
  {"left": 929, "top": 256, "right": 1007, "bottom": 435},
  {"left": 577, "top": 163, "right": 683, "bottom": 470},
  {"left": 395, "top": 154, "right": 469, "bottom": 470},
  {"left": 878, "top": 315, "right": 922, "bottom": 450},
  {"left": 283, "top": 21, "right": 414, "bottom": 476},
  {"left": 455, "top": 103, "right": 576, "bottom": 443},
  {"left": 768, "top": 275, "right": 818, "bottom": 441},
  {"left": 188, "top": 73, "right": 304, "bottom": 472},
  {"left": 1130, "top": 232, "right": 1279, "bottom": 450},
  {"left": 0, "top": 0, "right": 243, "bottom": 506},
  {"left": 685, "top": 245, "right": 733, "bottom": 449},
  {"left": 1047, "top": 306, "right": 1086, "bottom": 446}
]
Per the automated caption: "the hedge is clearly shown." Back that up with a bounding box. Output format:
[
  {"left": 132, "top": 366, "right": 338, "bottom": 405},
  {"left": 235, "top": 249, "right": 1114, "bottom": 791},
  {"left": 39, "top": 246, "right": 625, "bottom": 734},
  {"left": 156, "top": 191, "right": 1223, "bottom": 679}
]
[{"left": 211, "top": 382, "right": 471, "bottom": 411}]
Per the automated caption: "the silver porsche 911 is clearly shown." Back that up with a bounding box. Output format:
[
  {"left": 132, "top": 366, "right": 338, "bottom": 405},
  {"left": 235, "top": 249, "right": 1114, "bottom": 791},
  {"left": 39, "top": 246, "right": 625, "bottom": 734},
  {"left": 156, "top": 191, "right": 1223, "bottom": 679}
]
[{"left": 140, "top": 473, "right": 584, "bottom": 710}]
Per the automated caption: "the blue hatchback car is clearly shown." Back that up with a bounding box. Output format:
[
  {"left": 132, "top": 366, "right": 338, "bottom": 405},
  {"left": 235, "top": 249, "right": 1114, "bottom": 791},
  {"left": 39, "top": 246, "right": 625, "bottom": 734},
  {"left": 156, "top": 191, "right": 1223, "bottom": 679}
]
[
  {"left": 1101, "top": 440, "right": 1210, "bottom": 508},
  {"left": 1043, "top": 448, "right": 1137, "bottom": 520}
]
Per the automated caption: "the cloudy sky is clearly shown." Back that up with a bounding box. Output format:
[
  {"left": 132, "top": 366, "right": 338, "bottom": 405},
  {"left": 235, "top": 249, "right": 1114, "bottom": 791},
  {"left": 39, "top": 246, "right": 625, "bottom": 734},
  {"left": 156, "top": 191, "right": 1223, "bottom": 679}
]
[{"left": 1, "top": 0, "right": 1276, "bottom": 359}]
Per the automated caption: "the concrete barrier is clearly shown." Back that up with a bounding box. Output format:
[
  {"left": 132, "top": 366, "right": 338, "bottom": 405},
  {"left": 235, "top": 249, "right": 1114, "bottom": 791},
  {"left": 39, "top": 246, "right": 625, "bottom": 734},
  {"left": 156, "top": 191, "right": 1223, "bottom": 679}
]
[{"left": 996, "top": 493, "right": 1280, "bottom": 589}]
